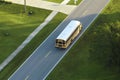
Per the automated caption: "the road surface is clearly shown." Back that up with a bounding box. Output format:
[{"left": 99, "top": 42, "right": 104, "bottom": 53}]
[{"left": 9, "top": 0, "right": 110, "bottom": 80}]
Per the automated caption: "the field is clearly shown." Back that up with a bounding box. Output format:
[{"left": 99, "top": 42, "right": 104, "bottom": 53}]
[
  {"left": 47, "top": 0, "right": 120, "bottom": 80},
  {"left": 0, "top": 1, "right": 51, "bottom": 64}
]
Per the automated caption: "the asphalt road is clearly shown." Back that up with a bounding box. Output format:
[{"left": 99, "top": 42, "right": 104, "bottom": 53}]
[{"left": 9, "top": 0, "right": 110, "bottom": 80}]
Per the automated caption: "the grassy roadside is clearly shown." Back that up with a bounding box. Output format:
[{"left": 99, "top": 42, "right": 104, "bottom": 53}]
[
  {"left": 47, "top": 0, "right": 120, "bottom": 80},
  {"left": 47, "top": 0, "right": 63, "bottom": 3},
  {"left": 47, "top": 0, "right": 82, "bottom": 5},
  {"left": 0, "top": 2, "right": 51, "bottom": 64},
  {"left": 0, "top": 12, "right": 67, "bottom": 80},
  {"left": 68, "top": 0, "right": 82, "bottom": 5}
]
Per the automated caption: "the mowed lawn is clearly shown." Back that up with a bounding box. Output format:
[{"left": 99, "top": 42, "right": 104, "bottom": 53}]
[
  {"left": 0, "top": 2, "right": 51, "bottom": 64},
  {"left": 47, "top": 0, "right": 82, "bottom": 5},
  {"left": 47, "top": 0, "right": 63, "bottom": 3},
  {"left": 68, "top": 0, "right": 82, "bottom": 5},
  {"left": 47, "top": 0, "right": 120, "bottom": 80}
]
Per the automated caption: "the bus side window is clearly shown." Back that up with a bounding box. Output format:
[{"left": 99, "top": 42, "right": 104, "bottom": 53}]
[{"left": 59, "top": 42, "right": 62, "bottom": 44}]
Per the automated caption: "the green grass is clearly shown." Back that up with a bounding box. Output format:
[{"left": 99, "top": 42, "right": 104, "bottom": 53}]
[
  {"left": 0, "top": 10, "right": 67, "bottom": 80},
  {"left": 46, "top": 0, "right": 120, "bottom": 80},
  {"left": 0, "top": 2, "right": 51, "bottom": 64},
  {"left": 68, "top": 0, "right": 82, "bottom": 5},
  {"left": 46, "top": 0, "right": 63, "bottom": 3},
  {"left": 46, "top": 0, "right": 82, "bottom": 5}
]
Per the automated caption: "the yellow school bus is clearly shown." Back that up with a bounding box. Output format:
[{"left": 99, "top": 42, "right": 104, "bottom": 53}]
[{"left": 55, "top": 20, "right": 82, "bottom": 48}]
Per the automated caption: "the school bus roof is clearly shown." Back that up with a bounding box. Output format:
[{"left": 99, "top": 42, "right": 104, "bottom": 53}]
[{"left": 56, "top": 20, "right": 81, "bottom": 41}]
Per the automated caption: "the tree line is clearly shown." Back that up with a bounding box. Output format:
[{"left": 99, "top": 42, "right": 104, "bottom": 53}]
[{"left": 88, "top": 12, "right": 120, "bottom": 70}]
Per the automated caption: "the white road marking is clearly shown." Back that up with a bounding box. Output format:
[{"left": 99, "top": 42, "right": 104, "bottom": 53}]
[
  {"left": 45, "top": 51, "right": 52, "bottom": 58},
  {"left": 24, "top": 75, "right": 30, "bottom": 80}
]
